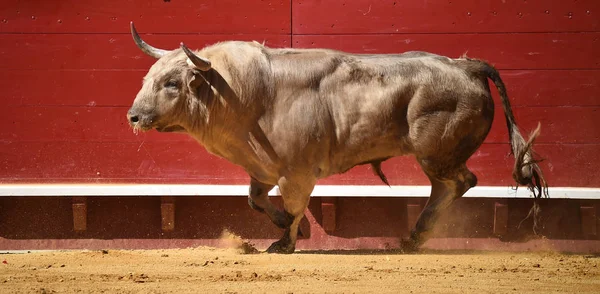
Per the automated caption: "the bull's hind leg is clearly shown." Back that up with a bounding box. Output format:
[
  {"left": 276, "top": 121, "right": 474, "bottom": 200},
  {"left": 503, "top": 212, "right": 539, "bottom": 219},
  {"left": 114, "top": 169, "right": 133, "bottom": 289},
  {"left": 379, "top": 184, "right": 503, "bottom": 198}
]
[
  {"left": 266, "top": 175, "right": 315, "bottom": 254},
  {"left": 402, "top": 163, "right": 477, "bottom": 252},
  {"left": 248, "top": 177, "right": 296, "bottom": 230}
]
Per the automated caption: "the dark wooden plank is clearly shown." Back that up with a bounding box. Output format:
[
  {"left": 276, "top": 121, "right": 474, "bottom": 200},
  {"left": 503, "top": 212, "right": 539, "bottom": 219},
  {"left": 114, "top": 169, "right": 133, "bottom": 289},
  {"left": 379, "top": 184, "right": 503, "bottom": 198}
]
[
  {"left": 2, "top": 106, "right": 597, "bottom": 144},
  {"left": 293, "top": 0, "right": 599, "bottom": 34},
  {"left": 0, "top": 34, "right": 291, "bottom": 70},
  {"left": 0, "top": 142, "right": 597, "bottom": 187},
  {"left": 293, "top": 33, "right": 600, "bottom": 70},
  {"left": 2, "top": 69, "right": 598, "bottom": 107},
  {"left": 0, "top": 0, "right": 290, "bottom": 34}
]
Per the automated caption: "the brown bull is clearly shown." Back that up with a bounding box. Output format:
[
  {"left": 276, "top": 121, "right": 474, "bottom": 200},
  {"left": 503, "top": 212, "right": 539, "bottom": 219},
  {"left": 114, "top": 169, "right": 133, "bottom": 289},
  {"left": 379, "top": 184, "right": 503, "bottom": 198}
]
[{"left": 126, "top": 22, "right": 547, "bottom": 254}]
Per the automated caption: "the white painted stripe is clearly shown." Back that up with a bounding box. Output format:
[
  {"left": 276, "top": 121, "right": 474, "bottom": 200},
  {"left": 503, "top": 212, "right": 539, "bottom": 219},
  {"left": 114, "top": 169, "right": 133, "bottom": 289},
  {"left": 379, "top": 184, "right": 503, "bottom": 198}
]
[{"left": 0, "top": 184, "right": 598, "bottom": 199}]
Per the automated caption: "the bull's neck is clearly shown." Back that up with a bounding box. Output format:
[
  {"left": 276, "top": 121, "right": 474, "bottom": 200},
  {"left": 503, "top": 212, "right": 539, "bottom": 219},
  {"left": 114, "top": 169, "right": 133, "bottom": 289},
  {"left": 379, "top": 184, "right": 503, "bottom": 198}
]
[
  {"left": 186, "top": 45, "right": 279, "bottom": 183},
  {"left": 187, "top": 75, "right": 248, "bottom": 150},
  {"left": 185, "top": 70, "right": 277, "bottom": 182}
]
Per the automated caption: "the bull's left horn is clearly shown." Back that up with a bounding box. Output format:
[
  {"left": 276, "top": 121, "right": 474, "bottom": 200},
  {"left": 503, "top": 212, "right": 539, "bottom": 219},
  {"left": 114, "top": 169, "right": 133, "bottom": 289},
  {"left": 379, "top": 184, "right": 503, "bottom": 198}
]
[
  {"left": 130, "top": 21, "right": 169, "bottom": 59},
  {"left": 180, "top": 43, "right": 212, "bottom": 71}
]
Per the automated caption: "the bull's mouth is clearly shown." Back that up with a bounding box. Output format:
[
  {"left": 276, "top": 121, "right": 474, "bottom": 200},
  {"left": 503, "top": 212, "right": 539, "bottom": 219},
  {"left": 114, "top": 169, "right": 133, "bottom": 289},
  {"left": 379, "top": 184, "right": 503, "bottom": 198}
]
[
  {"left": 156, "top": 125, "right": 185, "bottom": 133},
  {"left": 128, "top": 113, "right": 184, "bottom": 133},
  {"left": 131, "top": 123, "right": 153, "bottom": 134}
]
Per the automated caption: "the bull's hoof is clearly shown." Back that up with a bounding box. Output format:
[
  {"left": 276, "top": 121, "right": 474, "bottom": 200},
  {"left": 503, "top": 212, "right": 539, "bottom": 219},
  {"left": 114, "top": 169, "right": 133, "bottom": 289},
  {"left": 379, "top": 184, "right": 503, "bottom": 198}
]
[
  {"left": 400, "top": 238, "right": 420, "bottom": 254},
  {"left": 247, "top": 198, "right": 265, "bottom": 213},
  {"left": 266, "top": 240, "right": 295, "bottom": 254}
]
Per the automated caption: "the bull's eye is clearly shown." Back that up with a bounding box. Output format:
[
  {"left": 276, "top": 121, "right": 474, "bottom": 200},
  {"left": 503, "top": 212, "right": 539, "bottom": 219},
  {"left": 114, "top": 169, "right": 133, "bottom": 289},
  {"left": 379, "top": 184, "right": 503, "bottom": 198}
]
[{"left": 164, "top": 80, "right": 178, "bottom": 89}]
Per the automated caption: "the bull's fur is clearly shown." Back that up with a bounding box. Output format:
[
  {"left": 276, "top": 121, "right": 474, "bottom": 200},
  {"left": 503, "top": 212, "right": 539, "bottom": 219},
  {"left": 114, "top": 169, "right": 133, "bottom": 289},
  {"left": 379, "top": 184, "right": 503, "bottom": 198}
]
[{"left": 128, "top": 28, "right": 548, "bottom": 253}]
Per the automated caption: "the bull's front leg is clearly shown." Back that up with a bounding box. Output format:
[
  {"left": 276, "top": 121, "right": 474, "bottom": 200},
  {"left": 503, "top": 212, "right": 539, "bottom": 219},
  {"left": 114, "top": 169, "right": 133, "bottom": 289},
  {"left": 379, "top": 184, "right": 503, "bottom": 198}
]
[
  {"left": 266, "top": 175, "right": 315, "bottom": 254},
  {"left": 248, "top": 177, "right": 295, "bottom": 230}
]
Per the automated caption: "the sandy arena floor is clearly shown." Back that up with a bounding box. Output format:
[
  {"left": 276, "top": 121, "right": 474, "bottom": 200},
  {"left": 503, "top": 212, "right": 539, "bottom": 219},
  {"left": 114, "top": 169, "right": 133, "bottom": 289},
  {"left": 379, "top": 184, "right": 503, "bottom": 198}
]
[{"left": 1, "top": 237, "right": 599, "bottom": 294}]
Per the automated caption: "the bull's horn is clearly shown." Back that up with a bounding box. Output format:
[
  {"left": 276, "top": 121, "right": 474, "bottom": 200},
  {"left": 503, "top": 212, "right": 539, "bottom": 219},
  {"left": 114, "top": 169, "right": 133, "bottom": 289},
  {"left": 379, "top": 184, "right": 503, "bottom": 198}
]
[
  {"left": 130, "top": 21, "right": 169, "bottom": 59},
  {"left": 180, "top": 43, "right": 212, "bottom": 71}
]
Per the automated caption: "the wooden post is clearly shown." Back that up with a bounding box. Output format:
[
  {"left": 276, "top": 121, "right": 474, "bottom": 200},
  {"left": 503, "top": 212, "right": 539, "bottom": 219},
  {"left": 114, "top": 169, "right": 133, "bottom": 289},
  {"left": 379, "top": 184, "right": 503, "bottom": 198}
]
[
  {"left": 161, "top": 196, "right": 176, "bottom": 232},
  {"left": 406, "top": 200, "right": 422, "bottom": 231},
  {"left": 321, "top": 197, "right": 337, "bottom": 233},
  {"left": 72, "top": 196, "right": 87, "bottom": 232},
  {"left": 493, "top": 201, "right": 509, "bottom": 236},
  {"left": 580, "top": 205, "right": 597, "bottom": 238}
]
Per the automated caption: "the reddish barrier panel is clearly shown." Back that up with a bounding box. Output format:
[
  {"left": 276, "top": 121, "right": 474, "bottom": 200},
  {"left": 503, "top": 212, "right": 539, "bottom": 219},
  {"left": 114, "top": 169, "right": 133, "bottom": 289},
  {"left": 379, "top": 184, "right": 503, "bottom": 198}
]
[
  {"left": 293, "top": 0, "right": 599, "bottom": 34},
  {"left": 495, "top": 70, "right": 600, "bottom": 107},
  {"left": 1, "top": 142, "right": 598, "bottom": 187},
  {"left": 0, "top": 0, "right": 291, "bottom": 34},
  {"left": 0, "top": 0, "right": 598, "bottom": 189},
  {"left": 486, "top": 106, "right": 600, "bottom": 144},
  {"left": 0, "top": 70, "right": 147, "bottom": 107}
]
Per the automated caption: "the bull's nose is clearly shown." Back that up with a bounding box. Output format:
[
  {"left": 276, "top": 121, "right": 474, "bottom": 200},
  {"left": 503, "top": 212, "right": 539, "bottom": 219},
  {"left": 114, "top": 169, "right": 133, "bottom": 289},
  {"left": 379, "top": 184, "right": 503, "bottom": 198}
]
[{"left": 127, "top": 110, "right": 139, "bottom": 124}]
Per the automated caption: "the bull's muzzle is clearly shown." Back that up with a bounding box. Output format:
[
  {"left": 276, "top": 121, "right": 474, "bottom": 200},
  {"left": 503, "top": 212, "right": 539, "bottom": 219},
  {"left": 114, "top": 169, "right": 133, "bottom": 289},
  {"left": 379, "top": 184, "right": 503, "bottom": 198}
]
[
  {"left": 126, "top": 108, "right": 154, "bottom": 131},
  {"left": 127, "top": 108, "right": 156, "bottom": 131}
]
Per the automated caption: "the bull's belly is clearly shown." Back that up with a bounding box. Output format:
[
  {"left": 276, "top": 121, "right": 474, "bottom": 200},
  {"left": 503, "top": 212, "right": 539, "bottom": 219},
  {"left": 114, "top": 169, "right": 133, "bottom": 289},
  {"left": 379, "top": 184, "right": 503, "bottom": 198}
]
[{"left": 323, "top": 142, "right": 411, "bottom": 179}]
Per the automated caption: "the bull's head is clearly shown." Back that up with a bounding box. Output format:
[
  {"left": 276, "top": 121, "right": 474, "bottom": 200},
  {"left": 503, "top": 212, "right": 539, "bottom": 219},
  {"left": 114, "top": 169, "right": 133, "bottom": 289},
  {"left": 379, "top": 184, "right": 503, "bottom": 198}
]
[{"left": 126, "top": 22, "right": 213, "bottom": 133}]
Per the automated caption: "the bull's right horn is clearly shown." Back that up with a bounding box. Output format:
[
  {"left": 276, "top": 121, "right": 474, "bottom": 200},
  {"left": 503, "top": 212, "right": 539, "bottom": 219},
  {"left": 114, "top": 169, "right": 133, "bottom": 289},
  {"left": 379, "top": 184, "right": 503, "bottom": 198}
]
[
  {"left": 130, "top": 21, "right": 169, "bottom": 59},
  {"left": 180, "top": 43, "right": 212, "bottom": 71}
]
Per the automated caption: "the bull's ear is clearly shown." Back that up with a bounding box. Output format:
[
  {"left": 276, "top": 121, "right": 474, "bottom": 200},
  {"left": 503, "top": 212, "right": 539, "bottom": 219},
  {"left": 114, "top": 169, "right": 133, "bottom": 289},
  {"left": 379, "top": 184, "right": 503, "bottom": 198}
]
[
  {"left": 187, "top": 70, "right": 207, "bottom": 94},
  {"left": 180, "top": 43, "right": 211, "bottom": 71}
]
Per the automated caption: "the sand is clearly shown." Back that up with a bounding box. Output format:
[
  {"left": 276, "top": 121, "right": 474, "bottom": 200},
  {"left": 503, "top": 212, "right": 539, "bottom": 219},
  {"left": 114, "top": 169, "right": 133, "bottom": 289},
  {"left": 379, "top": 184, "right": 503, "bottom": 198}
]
[{"left": 1, "top": 243, "right": 599, "bottom": 294}]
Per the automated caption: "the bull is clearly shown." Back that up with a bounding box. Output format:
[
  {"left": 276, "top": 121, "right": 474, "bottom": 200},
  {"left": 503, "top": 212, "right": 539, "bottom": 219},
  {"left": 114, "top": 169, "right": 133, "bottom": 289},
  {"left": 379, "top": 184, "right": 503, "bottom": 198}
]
[{"left": 126, "top": 22, "right": 548, "bottom": 254}]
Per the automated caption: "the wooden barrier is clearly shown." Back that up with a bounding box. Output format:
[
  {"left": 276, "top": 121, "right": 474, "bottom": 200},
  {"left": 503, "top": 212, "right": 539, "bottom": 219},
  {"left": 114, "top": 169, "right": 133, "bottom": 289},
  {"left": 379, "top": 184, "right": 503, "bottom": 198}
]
[{"left": 0, "top": 0, "right": 598, "bottom": 251}]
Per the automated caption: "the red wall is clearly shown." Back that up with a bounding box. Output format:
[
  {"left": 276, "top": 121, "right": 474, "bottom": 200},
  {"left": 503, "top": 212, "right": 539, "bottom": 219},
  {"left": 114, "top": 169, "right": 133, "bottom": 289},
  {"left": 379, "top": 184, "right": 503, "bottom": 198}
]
[{"left": 0, "top": 0, "right": 598, "bottom": 187}]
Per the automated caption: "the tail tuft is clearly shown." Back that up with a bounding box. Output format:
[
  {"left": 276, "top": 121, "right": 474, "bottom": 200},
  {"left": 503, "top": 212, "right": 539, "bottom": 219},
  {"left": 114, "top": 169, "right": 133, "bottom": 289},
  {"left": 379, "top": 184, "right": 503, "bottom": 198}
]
[{"left": 511, "top": 123, "right": 549, "bottom": 199}]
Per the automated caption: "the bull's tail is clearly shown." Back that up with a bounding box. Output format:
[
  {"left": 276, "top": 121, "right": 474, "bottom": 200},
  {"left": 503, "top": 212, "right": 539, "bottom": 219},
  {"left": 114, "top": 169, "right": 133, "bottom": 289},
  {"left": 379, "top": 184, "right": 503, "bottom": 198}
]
[
  {"left": 478, "top": 59, "right": 549, "bottom": 232},
  {"left": 482, "top": 63, "right": 548, "bottom": 197}
]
